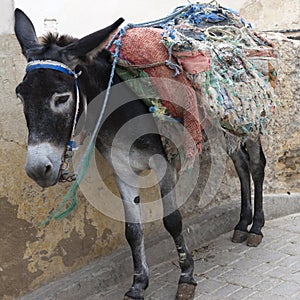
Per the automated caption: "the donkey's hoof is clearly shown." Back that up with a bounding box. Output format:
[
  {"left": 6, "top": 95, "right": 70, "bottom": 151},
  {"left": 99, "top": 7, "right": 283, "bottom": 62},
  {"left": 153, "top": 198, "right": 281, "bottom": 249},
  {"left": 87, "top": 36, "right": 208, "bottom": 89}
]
[
  {"left": 232, "top": 230, "right": 248, "bottom": 243},
  {"left": 247, "top": 233, "right": 263, "bottom": 247},
  {"left": 124, "top": 288, "right": 144, "bottom": 300},
  {"left": 176, "top": 283, "right": 196, "bottom": 300},
  {"left": 123, "top": 296, "right": 143, "bottom": 300}
]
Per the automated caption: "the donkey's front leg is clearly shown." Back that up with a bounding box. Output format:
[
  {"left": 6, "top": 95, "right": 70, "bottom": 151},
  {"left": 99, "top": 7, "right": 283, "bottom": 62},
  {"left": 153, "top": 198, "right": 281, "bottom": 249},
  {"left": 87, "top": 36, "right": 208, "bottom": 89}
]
[
  {"left": 124, "top": 222, "right": 148, "bottom": 300},
  {"left": 116, "top": 177, "right": 149, "bottom": 300},
  {"left": 163, "top": 210, "right": 197, "bottom": 300},
  {"left": 153, "top": 161, "right": 196, "bottom": 299}
]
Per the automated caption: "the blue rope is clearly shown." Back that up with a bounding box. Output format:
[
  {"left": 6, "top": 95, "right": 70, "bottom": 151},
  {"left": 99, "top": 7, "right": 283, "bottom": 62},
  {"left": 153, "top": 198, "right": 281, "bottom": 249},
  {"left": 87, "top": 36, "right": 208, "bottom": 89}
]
[
  {"left": 126, "top": 4, "right": 192, "bottom": 28},
  {"left": 106, "top": 3, "right": 193, "bottom": 49}
]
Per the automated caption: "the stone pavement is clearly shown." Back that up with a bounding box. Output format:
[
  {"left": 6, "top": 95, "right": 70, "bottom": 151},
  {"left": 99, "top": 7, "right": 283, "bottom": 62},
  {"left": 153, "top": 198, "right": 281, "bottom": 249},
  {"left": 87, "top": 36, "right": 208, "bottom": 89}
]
[{"left": 90, "top": 213, "right": 300, "bottom": 300}]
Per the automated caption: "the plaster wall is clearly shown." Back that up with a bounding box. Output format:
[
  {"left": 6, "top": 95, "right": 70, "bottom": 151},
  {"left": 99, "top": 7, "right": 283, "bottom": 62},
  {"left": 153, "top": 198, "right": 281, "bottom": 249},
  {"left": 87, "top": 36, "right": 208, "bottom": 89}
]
[{"left": 0, "top": 0, "right": 14, "bottom": 34}]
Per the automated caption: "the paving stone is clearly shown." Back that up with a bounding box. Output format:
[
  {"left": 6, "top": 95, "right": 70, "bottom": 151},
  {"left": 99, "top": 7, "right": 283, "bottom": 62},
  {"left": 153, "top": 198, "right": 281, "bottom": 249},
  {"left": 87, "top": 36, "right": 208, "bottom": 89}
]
[
  {"left": 276, "top": 255, "right": 300, "bottom": 268},
  {"left": 249, "top": 261, "right": 278, "bottom": 275},
  {"left": 248, "top": 291, "right": 292, "bottom": 300},
  {"left": 146, "top": 279, "right": 169, "bottom": 296},
  {"left": 252, "top": 277, "right": 283, "bottom": 292},
  {"left": 270, "top": 281, "right": 300, "bottom": 297},
  {"left": 94, "top": 288, "right": 125, "bottom": 300},
  {"left": 262, "top": 236, "right": 296, "bottom": 251},
  {"left": 292, "top": 291, "right": 300, "bottom": 299},
  {"left": 283, "top": 270, "right": 300, "bottom": 285},
  {"left": 243, "top": 247, "right": 288, "bottom": 264},
  {"left": 226, "top": 244, "right": 251, "bottom": 255},
  {"left": 211, "top": 283, "right": 242, "bottom": 298},
  {"left": 261, "top": 227, "right": 289, "bottom": 239},
  {"left": 146, "top": 283, "right": 178, "bottom": 299},
  {"left": 229, "top": 257, "right": 270, "bottom": 272},
  {"left": 194, "top": 278, "right": 226, "bottom": 295},
  {"left": 150, "top": 262, "right": 180, "bottom": 284},
  {"left": 216, "top": 268, "right": 261, "bottom": 288},
  {"left": 203, "top": 265, "right": 233, "bottom": 280},
  {"left": 280, "top": 217, "right": 300, "bottom": 233},
  {"left": 278, "top": 242, "right": 300, "bottom": 256},
  {"left": 194, "top": 294, "right": 221, "bottom": 300},
  {"left": 193, "top": 259, "right": 219, "bottom": 275},
  {"left": 290, "top": 261, "right": 300, "bottom": 274},
  {"left": 205, "top": 250, "right": 242, "bottom": 266},
  {"left": 264, "top": 265, "right": 293, "bottom": 280},
  {"left": 227, "top": 287, "right": 257, "bottom": 300}
]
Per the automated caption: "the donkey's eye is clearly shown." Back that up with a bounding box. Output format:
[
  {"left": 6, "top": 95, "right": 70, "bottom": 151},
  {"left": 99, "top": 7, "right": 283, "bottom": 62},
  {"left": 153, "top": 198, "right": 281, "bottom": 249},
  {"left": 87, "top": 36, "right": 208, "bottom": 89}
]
[
  {"left": 51, "top": 92, "right": 72, "bottom": 113},
  {"left": 55, "top": 95, "right": 70, "bottom": 107}
]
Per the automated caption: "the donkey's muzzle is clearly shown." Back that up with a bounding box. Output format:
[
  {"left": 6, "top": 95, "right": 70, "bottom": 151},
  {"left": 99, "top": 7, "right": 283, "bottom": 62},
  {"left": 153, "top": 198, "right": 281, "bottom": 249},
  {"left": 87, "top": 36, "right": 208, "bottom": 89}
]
[{"left": 26, "top": 143, "right": 64, "bottom": 187}]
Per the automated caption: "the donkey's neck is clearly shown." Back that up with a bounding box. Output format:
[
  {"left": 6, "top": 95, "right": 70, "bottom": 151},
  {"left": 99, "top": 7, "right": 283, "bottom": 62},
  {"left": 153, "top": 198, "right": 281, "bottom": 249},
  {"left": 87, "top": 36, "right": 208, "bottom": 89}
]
[{"left": 77, "top": 51, "right": 119, "bottom": 103}]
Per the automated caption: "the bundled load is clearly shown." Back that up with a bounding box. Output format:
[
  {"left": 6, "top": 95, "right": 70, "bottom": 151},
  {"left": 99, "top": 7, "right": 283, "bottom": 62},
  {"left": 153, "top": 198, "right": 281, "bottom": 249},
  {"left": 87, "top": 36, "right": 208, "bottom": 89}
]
[
  {"left": 160, "top": 2, "right": 277, "bottom": 135},
  {"left": 109, "top": 2, "right": 277, "bottom": 162}
]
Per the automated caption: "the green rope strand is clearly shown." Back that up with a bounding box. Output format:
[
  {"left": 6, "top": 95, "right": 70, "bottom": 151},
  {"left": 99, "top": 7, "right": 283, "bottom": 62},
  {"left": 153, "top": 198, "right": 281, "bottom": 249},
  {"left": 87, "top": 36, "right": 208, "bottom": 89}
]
[{"left": 38, "top": 146, "right": 94, "bottom": 226}]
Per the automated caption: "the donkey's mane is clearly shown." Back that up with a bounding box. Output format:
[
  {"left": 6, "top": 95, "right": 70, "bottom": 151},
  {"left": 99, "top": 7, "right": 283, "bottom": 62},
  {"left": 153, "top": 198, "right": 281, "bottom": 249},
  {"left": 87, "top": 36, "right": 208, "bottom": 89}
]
[{"left": 40, "top": 32, "right": 78, "bottom": 47}]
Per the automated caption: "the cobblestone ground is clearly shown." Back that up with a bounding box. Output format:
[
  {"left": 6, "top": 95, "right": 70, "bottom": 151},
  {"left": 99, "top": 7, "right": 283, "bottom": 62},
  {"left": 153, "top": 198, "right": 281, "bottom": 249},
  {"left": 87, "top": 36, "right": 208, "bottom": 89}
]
[{"left": 90, "top": 213, "right": 300, "bottom": 300}]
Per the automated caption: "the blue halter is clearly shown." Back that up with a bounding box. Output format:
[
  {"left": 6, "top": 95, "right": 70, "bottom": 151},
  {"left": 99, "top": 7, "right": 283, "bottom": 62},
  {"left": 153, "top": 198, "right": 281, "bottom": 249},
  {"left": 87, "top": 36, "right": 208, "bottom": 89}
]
[{"left": 26, "top": 60, "right": 80, "bottom": 77}]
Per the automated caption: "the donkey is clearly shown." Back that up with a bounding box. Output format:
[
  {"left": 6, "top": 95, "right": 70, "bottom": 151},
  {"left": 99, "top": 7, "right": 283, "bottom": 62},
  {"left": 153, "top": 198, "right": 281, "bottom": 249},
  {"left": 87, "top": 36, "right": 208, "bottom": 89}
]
[{"left": 14, "top": 9, "right": 266, "bottom": 300}]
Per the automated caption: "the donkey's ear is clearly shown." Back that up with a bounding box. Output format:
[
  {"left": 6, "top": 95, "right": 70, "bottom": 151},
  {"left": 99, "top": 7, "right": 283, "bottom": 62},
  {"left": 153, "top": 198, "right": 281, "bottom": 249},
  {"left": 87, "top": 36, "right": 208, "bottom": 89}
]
[
  {"left": 61, "top": 18, "right": 124, "bottom": 67},
  {"left": 14, "top": 9, "right": 40, "bottom": 58}
]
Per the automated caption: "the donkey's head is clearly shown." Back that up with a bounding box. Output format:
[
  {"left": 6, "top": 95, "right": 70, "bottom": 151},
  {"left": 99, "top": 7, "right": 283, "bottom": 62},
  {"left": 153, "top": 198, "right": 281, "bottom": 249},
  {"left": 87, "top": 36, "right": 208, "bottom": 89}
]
[{"left": 15, "top": 9, "right": 123, "bottom": 187}]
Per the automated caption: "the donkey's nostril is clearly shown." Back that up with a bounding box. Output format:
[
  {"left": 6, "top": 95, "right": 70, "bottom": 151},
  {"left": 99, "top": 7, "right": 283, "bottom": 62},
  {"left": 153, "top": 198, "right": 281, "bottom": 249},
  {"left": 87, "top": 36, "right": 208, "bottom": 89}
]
[{"left": 45, "top": 164, "right": 52, "bottom": 175}]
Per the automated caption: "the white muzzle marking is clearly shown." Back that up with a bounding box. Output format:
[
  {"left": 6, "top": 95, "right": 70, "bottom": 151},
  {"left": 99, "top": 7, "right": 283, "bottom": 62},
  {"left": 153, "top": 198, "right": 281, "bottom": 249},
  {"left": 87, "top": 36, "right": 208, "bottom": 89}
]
[{"left": 26, "top": 143, "right": 65, "bottom": 187}]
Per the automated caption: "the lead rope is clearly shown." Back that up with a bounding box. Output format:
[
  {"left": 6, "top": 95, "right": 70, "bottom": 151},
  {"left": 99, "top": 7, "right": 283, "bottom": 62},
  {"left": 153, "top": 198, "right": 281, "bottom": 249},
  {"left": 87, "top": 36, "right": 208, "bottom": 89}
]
[
  {"left": 59, "top": 71, "right": 82, "bottom": 183},
  {"left": 38, "top": 3, "right": 193, "bottom": 226}
]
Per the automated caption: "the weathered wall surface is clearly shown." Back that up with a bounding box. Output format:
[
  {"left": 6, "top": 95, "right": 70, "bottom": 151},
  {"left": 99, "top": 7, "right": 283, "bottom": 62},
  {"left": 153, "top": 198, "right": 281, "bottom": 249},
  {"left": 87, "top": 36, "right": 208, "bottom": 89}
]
[
  {"left": 0, "top": 0, "right": 14, "bottom": 35},
  {"left": 0, "top": 1, "right": 299, "bottom": 299},
  {"left": 264, "top": 35, "right": 300, "bottom": 193},
  {"left": 240, "top": 0, "right": 300, "bottom": 31}
]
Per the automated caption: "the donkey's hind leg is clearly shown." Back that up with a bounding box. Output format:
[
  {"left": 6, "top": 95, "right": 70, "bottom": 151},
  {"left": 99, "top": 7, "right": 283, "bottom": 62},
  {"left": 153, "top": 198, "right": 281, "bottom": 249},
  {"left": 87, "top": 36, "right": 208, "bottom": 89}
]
[
  {"left": 246, "top": 138, "right": 266, "bottom": 247},
  {"left": 230, "top": 144, "right": 253, "bottom": 243},
  {"left": 116, "top": 177, "right": 149, "bottom": 300},
  {"left": 152, "top": 160, "right": 196, "bottom": 299}
]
